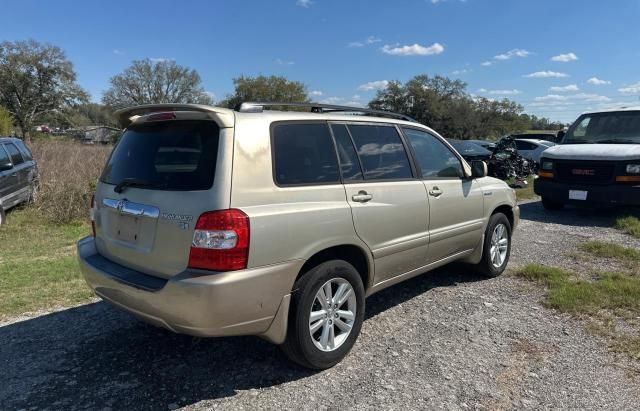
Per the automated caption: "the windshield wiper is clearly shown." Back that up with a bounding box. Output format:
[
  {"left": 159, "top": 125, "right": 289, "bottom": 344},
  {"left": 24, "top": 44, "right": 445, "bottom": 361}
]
[
  {"left": 113, "top": 178, "right": 162, "bottom": 193},
  {"left": 594, "top": 138, "right": 639, "bottom": 144}
]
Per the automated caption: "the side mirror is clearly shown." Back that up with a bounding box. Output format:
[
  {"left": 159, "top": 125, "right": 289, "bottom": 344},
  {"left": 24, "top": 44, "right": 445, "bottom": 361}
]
[
  {"left": 556, "top": 130, "right": 566, "bottom": 142},
  {"left": 470, "top": 160, "right": 488, "bottom": 178},
  {"left": 0, "top": 162, "right": 12, "bottom": 172}
]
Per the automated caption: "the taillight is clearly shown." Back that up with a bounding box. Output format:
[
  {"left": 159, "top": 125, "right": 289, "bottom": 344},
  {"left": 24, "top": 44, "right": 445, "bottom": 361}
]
[
  {"left": 188, "top": 209, "right": 250, "bottom": 271},
  {"left": 90, "top": 194, "right": 96, "bottom": 237}
]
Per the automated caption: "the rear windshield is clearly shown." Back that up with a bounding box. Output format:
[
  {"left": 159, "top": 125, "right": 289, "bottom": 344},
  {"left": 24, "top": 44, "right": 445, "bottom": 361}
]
[{"left": 100, "top": 120, "right": 220, "bottom": 191}]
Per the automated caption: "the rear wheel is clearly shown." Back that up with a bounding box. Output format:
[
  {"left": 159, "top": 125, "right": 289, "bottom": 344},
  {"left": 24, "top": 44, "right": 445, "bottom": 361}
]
[
  {"left": 281, "top": 260, "right": 365, "bottom": 369},
  {"left": 541, "top": 197, "right": 564, "bottom": 210},
  {"left": 476, "top": 213, "right": 511, "bottom": 278},
  {"left": 0, "top": 207, "right": 4, "bottom": 226}
]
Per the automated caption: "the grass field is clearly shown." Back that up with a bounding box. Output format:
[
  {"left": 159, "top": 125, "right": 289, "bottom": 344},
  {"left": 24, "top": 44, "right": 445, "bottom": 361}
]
[
  {"left": 0, "top": 208, "right": 94, "bottom": 320},
  {"left": 513, "top": 242, "right": 640, "bottom": 358}
]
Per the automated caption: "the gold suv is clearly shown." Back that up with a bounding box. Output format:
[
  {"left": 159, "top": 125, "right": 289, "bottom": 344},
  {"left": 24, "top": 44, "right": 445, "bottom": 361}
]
[{"left": 77, "top": 102, "right": 519, "bottom": 369}]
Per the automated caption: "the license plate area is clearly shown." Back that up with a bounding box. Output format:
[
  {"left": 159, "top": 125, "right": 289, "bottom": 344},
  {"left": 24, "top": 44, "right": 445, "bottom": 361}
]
[
  {"left": 569, "top": 190, "right": 588, "bottom": 201},
  {"left": 115, "top": 215, "right": 142, "bottom": 243}
]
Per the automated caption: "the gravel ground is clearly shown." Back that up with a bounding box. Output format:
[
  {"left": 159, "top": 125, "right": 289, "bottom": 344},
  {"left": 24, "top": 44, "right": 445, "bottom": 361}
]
[{"left": 2, "top": 200, "right": 640, "bottom": 410}]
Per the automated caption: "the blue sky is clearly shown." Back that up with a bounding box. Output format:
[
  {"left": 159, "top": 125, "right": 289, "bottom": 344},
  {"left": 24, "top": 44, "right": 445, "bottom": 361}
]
[{"left": 2, "top": 0, "right": 640, "bottom": 123}]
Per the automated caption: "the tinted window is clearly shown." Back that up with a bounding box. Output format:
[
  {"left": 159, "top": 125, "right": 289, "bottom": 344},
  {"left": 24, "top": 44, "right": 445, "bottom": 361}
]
[
  {"left": 0, "top": 145, "right": 11, "bottom": 168},
  {"left": 348, "top": 125, "right": 412, "bottom": 180},
  {"left": 564, "top": 111, "right": 640, "bottom": 144},
  {"left": 272, "top": 123, "right": 340, "bottom": 185},
  {"left": 330, "top": 124, "right": 363, "bottom": 181},
  {"left": 101, "top": 120, "right": 219, "bottom": 191},
  {"left": 515, "top": 140, "right": 537, "bottom": 151},
  {"left": 403, "top": 128, "right": 464, "bottom": 178},
  {"left": 13, "top": 140, "right": 33, "bottom": 161},
  {"left": 5, "top": 143, "right": 24, "bottom": 165}
]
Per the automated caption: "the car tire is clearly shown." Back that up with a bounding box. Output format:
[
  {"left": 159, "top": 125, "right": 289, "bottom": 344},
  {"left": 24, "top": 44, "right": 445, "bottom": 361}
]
[
  {"left": 281, "top": 259, "right": 365, "bottom": 370},
  {"left": 0, "top": 207, "right": 5, "bottom": 226},
  {"left": 476, "top": 213, "right": 512, "bottom": 278},
  {"left": 541, "top": 197, "right": 564, "bottom": 210}
]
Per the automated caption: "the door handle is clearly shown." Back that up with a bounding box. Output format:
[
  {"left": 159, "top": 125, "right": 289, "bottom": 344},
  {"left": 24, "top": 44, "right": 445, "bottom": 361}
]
[
  {"left": 352, "top": 190, "right": 373, "bottom": 203},
  {"left": 428, "top": 186, "right": 443, "bottom": 197},
  {"left": 10, "top": 172, "right": 17, "bottom": 177}
]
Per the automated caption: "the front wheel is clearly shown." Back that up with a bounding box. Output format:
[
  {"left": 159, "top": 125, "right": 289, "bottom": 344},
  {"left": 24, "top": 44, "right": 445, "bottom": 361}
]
[
  {"left": 281, "top": 260, "right": 365, "bottom": 369},
  {"left": 476, "top": 213, "right": 512, "bottom": 278}
]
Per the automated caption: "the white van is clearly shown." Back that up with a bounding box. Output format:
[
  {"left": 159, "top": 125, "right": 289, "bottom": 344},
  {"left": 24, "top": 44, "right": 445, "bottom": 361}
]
[{"left": 534, "top": 107, "right": 640, "bottom": 209}]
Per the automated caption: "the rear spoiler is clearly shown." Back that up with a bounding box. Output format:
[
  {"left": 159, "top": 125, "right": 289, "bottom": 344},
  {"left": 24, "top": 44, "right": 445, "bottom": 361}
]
[{"left": 115, "top": 104, "right": 235, "bottom": 128}]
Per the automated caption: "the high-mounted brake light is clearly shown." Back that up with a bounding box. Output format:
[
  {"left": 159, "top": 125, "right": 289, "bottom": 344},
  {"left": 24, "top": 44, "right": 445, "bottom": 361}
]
[
  {"left": 90, "top": 194, "right": 96, "bottom": 237},
  {"left": 188, "top": 209, "right": 250, "bottom": 271},
  {"left": 147, "top": 112, "right": 176, "bottom": 122}
]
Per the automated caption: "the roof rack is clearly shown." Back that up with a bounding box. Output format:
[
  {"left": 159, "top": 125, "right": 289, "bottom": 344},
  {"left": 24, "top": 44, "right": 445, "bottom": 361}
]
[{"left": 235, "top": 102, "right": 417, "bottom": 122}]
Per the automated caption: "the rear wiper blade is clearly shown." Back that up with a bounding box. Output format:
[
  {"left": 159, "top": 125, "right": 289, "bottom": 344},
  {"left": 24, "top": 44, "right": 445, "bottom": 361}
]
[{"left": 113, "top": 178, "right": 159, "bottom": 193}]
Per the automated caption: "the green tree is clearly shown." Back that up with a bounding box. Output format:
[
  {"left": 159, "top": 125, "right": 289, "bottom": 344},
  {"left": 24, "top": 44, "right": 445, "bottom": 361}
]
[
  {"left": 0, "top": 106, "right": 13, "bottom": 135},
  {"left": 103, "top": 59, "right": 212, "bottom": 109},
  {"left": 220, "top": 75, "right": 309, "bottom": 108},
  {"left": 0, "top": 40, "right": 88, "bottom": 141},
  {"left": 369, "top": 74, "right": 538, "bottom": 139}
]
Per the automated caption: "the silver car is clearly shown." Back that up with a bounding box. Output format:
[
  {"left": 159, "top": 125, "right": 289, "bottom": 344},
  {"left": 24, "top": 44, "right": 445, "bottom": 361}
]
[
  {"left": 78, "top": 102, "right": 519, "bottom": 369},
  {"left": 0, "top": 137, "right": 37, "bottom": 225}
]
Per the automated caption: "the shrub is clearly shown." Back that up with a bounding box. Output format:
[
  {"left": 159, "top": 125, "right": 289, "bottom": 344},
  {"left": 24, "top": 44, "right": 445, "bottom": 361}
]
[{"left": 30, "top": 140, "right": 112, "bottom": 224}]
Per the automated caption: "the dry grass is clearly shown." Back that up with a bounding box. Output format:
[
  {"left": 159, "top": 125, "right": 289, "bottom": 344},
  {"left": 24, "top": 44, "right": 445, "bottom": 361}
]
[{"left": 30, "top": 139, "right": 112, "bottom": 224}]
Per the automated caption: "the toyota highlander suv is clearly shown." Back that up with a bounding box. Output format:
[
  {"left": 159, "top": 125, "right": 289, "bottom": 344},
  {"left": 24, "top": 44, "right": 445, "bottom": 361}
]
[
  {"left": 77, "top": 102, "right": 519, "bottom": 369},
  {"left": 535, "top": 107, "right": 640, "bottom": 209}
]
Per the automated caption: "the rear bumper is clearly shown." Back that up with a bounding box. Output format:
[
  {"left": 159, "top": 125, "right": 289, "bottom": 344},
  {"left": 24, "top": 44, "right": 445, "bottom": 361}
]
[
  {"left": 77, "top": 236, "right": 302, "bottom": 343},
  {"left": 534, "top": 178, "right": 640, "bottom": 206}
]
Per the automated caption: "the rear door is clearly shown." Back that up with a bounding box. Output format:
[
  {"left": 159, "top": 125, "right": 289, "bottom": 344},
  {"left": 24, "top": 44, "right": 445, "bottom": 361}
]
[
  {"left": 95, "top": 118, "right": 231, "bottom": 278},
  {"left": 2, "top": 143, "right": 28, "bottom": 205},
  {"left": 0, "top": 144, "right": 19, "bottom": 207},
  {"left": 332, "top": 123, "right": 430, "bottom": 284},
  {"left": 402, "top": 127, "right": 485, "bottom": 263}
]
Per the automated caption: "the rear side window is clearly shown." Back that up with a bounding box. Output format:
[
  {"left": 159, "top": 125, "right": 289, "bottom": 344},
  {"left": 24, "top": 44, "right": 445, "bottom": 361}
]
[
  {"left": 13, "top": 140, "right": 33, "bottom": 161},
  {"left": 330, "top": 124, "right": 363, "bottom": 181},
  {"left": 348, "top": 125, "right": 412, "bottom": 180},
  {"left": 272, "top": 123, "right": 340, "bottom": 185},
  {"left": 5, "top": 143, "right": 24, "bottom": 166},
  {"left": 0, "top": 145, "right": 11, "bottom": 168},
  {"left": 101, "top": 120, "right": 220, "bottom": 191},
  {"left": 515, "top": 140, "right": 537, "bottom": 151}
]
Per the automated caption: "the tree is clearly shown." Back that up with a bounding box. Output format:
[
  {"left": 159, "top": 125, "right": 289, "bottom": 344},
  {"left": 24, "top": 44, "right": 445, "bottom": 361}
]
[
  {"left": 220, "top": 75, "right": 309, "bottom": 108},
  {"left": 103, "top": 59, "right": 212, "bottom": 109},
  {"left": 0, "top": 106, "right": 13, "bottom": 135},
  {"left": 369, "top": 74, "right": 540, "bottom": 139},
  {"left": 0, "top": 40, "right": 88, "bottom": 141}
]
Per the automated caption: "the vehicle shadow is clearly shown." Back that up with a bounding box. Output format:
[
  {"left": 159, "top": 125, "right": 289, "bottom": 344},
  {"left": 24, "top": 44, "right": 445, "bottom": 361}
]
[
  {"left": 0, "top": 265, "right": 482, "bottom": 410},
  {"left": 518, "top": 200, "right": 640, "bottom": 228}
]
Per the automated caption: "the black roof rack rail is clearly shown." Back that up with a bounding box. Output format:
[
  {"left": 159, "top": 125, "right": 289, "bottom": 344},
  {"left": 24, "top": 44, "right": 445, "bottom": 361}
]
[{"left": 235, "top": 102, "right": 417, "bottom": 123}]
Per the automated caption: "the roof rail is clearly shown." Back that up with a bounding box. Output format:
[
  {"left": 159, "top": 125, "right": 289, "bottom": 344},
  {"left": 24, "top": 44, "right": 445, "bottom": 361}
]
[{"left": 235, "top": 102, "right": 417, "bottom": 122}]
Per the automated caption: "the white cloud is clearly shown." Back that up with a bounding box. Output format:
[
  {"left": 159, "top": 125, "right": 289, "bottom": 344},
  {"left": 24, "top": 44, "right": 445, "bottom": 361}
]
[
  {"left": 451, "top": 69, "right": 471, "bottom": 75},
  {"left": 149, "top": 57, "right": 174, "bottom": 63},
  {"left": 348, "top": 36, "right": 382, "bottom": 48},
  {"left": 310, "top": 90, "right": 323, "bottom": 97},
  {"left": 296, "top": 0, "right": 312, "bottom": 7},
  {"left": 204, "top": 91, "right": 216, "bottom": 100},
  {"left": 587, "top": 77, "right": 611, "bottom": 85},
  {"left": 480, "top": 61, "right": 492, "bottom": 67},
  {"left": 352, "top": 94, "right": 361, "bottom": 100},
  {"left": 320, "top": 97, "right": 345, "bottom": 104},
  {"left": 524, "top": 71, "right": 569, "bottom": 78},
  {"left": 112, "top": 49, "right": 124, "bottom": 55},
  {"left": 534, "top": 93, "right": 611, "bottom": 102},
  {"left": 357, "top": 80, "right": 389, "bottom": 91},
  {"left": 551, "top": 52, "right": 578, "bottom": 62},
  {"left": 381, "top": 42, "right": 444, "bottom": 56},
  {"left": 344, "top": 101, "right": 365, "bottom": 107},
  {"left": 549, "top": 84, "right": 579, "bottom": 92},
  {"left": 477, "top": 88, "right": 521, "bottom": 95},
  {"left": 494, "top": 49, "right": 531, "bottom": 60},
  {"left": 275, "top": 58, "right": 295, "bottom": 65},
  {"left": 619, "top": 82, "right": 640, "bottom": 95}
]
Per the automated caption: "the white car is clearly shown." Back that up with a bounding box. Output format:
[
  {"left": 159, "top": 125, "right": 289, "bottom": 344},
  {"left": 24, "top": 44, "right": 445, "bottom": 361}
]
[{"left": 514, "top": 138, "right": 555, "bottom": 163}]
